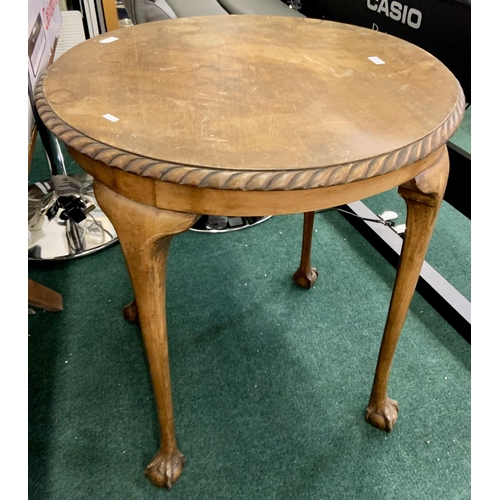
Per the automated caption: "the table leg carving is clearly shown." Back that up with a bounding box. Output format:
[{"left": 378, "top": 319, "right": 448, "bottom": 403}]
[
  {"left": 293, "top": 211, "right": 318, "bottom": 289},
  {"left": 93, "top": 180, "right": 198, "bottom": 488},
  {"left": 365, "top": 146, "right": 450, "bottom": 432}
]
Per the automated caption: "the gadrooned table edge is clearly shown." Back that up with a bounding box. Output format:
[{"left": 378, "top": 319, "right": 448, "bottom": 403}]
[{"left": 35, "top": 76, "right": 465, "bottom": 192}]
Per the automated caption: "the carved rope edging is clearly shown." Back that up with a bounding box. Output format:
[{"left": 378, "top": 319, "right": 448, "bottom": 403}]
[{"left": 35, "top": 77, "right": 466, "bottom": 192}]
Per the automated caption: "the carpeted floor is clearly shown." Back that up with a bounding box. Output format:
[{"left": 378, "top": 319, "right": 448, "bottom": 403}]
[{"left": 28, "top": 140, "right": 471, "bottom": 500}]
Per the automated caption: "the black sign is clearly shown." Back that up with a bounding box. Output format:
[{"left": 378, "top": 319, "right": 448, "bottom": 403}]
[{"left": 301, "top": 0, "right": 471, "bottom": 103}]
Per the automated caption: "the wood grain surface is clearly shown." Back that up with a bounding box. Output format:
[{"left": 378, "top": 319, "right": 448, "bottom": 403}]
[{"left": 36, "top": 15, "right": 464, "bottom": 191}]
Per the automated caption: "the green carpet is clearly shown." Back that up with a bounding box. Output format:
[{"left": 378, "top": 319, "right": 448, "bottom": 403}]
[{"left": 29, "top": 141, "right": 471, "bottom": 499}]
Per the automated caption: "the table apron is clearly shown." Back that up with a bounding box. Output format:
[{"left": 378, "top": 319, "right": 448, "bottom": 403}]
[{"left": 68, "top": 146, "right": 446, "bottom": 217}]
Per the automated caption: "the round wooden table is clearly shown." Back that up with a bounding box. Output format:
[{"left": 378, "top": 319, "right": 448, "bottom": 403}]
[{"left": 35, "top": 15, "right": 465, "bottom": 489}]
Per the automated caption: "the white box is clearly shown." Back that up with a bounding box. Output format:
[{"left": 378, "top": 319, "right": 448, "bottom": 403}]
[{"left": 28, "top": 0, "right": 62, "bottom": 140}]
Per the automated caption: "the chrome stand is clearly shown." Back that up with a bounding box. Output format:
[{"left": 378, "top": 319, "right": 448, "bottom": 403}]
[
  {"left": 189, "top": 215, "right": 272, "bottom": 233},
  {"left": 28, "top": 172, "right": 118, "bottom": 261}
]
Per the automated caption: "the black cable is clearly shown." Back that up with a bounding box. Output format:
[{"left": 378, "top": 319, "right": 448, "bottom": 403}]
[
  {"left": 317, "top": 207, "right": 395, "bottom": 227},
  {"left": 335, "top": 208, "right": 393, "bottom": 226}
]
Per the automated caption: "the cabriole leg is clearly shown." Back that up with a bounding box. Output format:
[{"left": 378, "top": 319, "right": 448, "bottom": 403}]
[
  {"left": 293, "top": 211, "right": 318, "bottom": 289},
  {"left": 365, "top": 146, "right": 450, "bottom": 431},
  {"left": 93, "top": 180, "right": 198, "bottom": 488}
]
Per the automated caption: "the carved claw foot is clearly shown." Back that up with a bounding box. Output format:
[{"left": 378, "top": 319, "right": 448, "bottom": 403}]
[
  {"left": 123, "top": 300, "right": 139, "bottom": 324},
  {"left": 292, "top": 267, "right": 318, "bottom": 289},
  {"left": 145, "top": 449, "right": 185, "bottom": 489},
  {"left": 365, "top": 397, "right": 399, "bottom": 432}
]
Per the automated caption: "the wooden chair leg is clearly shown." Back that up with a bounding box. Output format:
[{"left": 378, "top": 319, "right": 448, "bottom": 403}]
[
  {"left": 28, "top": 279, "right": 63, "bottom": 312},
  {"left": 93, "top": 180, "right": 198, "bottom": 488},
  {"left": 365, "top": 146, "right": 450, "bottom": 432},
  {"left": 292, "top": 211, "right": 318, "bottom": 289}
]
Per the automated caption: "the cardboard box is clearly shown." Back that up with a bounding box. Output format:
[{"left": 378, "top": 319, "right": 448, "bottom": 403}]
[{"left": 28, "top": 0, "right": 62, "bottom": 140}]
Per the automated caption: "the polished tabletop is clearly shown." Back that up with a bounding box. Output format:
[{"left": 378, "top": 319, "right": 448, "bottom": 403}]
[{"left": 36, "top": 15, "right": 464, "bottom": 192}]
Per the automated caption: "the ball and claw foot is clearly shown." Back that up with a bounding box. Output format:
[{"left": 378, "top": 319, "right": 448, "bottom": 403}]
[
  {"left": 292, "top": 267, "right": 318, "bottom": 289},
  {"left": 123, "top": 300, "right": 139, "bottom": 324},
  {"left": 365, "top": 397, "right": 399, "bottom": 432},
  {"left": 145, "top": 449, "right": 185, "bottom": 489}
]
